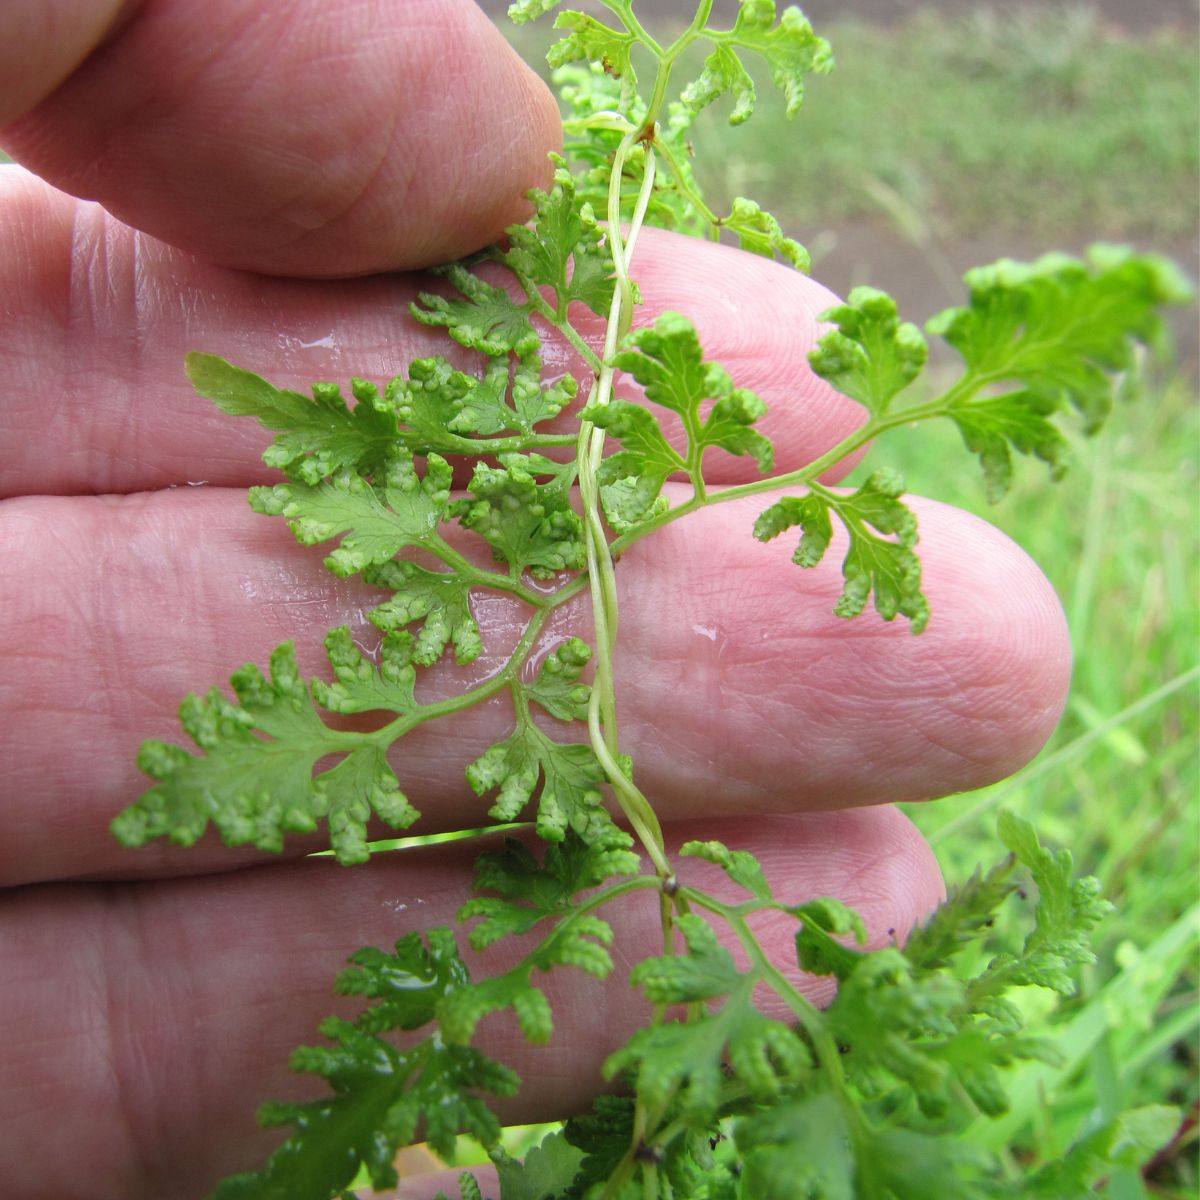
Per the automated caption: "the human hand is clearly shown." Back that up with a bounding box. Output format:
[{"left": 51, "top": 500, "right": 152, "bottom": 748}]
[{"left": 0, "top": 2, "right": 1071, "bottom": 1197}]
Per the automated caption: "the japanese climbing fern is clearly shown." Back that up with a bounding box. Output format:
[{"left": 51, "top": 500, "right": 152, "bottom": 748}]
[{"left": 112, "top": 2, "right": 1191, "bottom": 1197}]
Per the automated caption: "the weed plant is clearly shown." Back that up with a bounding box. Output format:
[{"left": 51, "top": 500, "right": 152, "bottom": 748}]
[
  {"left": 113, "top": 2, "right": 1198, "bottom": 1195},
  {"left": 488, "top": 4, "right": 1200, "bottom": 1195}
]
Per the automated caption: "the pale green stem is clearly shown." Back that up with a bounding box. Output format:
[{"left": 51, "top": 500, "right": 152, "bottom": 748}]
[
  {"left": 361, "top": 607, "right": 553, "bottom": 747},
  {"left": 576, "top": 127, "right": 668, "bottom": 879},
  {"left": 605, "top": 381, "right": 992, "bottom": 559},
  {"left": 523, "top": 285, "right": 605, "bottom": 374},
  {"left": 426, "top": 533, "right": 552, "bottom": 608},
  {"left": 681, "top": 886, "right": 853, "bottom": 1099},
  {"left": 642, "top": 1162, "right": 658, "bottom": 1200}
]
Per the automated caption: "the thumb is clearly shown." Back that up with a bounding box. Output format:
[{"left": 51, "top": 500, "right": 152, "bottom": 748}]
[{"left": 0, "top": 0, "right": 562, "bottom": 276}]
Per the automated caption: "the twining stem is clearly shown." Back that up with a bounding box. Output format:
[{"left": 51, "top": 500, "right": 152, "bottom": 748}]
[
  {"left": 575, "top": 46, "right": 699, "bottom": 1196},
  {"left": 576, "top": 98, "right": 672, "bottom": 879}
]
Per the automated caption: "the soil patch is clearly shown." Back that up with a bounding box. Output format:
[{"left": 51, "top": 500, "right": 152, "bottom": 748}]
[{"left": 804, "top": 219, "right": 1198, "bottom": 373}]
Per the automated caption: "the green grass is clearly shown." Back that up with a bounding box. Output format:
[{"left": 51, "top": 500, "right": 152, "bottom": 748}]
[
  {"left": 506, "top": 4, "right": 1199, "bottom": 245},
  {"left": 848, "top": 364, "right": 1199, "bottom": 1195},
  {"left": 695, "top": 5, "right": 1198, "bottom": 243}
]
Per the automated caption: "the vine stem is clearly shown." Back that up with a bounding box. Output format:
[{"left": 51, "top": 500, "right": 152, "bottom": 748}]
[
  {"left": 579, "top": 46, "right": 690, "bottom": 1200},
  {"left": 576, "top": 114, "right": 672, "bottom": 880},
  {"left": 681, "top": 886, "right": 859, "bottom": 1108}
]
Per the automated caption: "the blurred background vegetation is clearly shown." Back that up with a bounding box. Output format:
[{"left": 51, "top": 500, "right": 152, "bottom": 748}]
[{"left": 480, "top": 1, "right": 1199, "bottom": 1194}]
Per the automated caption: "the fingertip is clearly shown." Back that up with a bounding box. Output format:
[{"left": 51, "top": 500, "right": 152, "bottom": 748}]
[{"left": 916, "top": 498, "right": 1074, "bottom": 778}]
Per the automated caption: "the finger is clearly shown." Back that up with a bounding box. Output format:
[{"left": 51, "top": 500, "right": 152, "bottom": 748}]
[
  {"left": 0, "top": 485, "right": 1068, "bottom": 885},
  {"left": 0, "top": 807, "right": 943, "bottom": 1200},
  {"left": 0, "top": 177, "right": 854, "bottom": 498},
  {"left": 0, "top": 0, "right": 561, "bottom": 276},
  {"left": 0, "top": 0, "right": 128, "bottom": 125}
]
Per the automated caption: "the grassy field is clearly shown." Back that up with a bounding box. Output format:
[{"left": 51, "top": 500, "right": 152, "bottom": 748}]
[
  {"left": 507, "top": 4, "right": 1197, "bottom": 247},
  {"left": 692, "top": 5, "right": 1197, "bottom": 244},
  {"left": 856, "top": 365, "right": 1199, "bottom": 1195},
  {"left": 493, "top": 4, "right": 1200, "bottom": 1193}
]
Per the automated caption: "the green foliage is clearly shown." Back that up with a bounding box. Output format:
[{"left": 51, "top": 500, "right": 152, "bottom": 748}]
[
  {"left": 249, "top": 451, "right": 452, "bottom": 577},
  {"left": 982, "top": 810, "right": 1112, "bottom": 996},
  {"left": 547, "top": 11, "right": 638, "bottom": 89},
  {"left": 886, "top": 367, "right": 1199, "bottom": 1191},
  {"left": 560, "top": 1096, "right": 639, "bottom": 1196},
  {"left": 492, "top": 1132, "right": 586, "bottom": 1200},
  {"left": 109, "top": 2, "right": 1194, "bottom": 1198},
  {"left": 717, "top": 195, "right": 811, "bottom": 270},
  {"left": 436, "top": 1173, "right": 486, "bottom": 1200},
  {"left": 606, "top": 915, "right": 811, "bottom": 1120},
  {"left": 734, "top": 1093, "right": 856, "bottom": 1199},
  {"left": 186, "top": 353, "right": 401, "bottom": 485},
  {"left": 212, "top": 930, "right": 521, "bottom": 1200},
  {"left": 505, "top": 157, "right": 616, "bottom": 317},
  {"left": 467, "top": 723, "right": 613, "bottom": 842},
  {"left": 112, "top": 641, "right": 419, "bottom": 865},
  {"left": 336, "top": 928, "right": 468, "bottom": 1033},
  {"left": 525, "top": 638, "right": 593, "bottom": 721},
  {"left": 680, "top": 837, "right": 773, "bottom": 900},
  {"left": 755, "top": 470, "right": 929, "bottom": 632},
  {"left": 365, "top": 560, "right": 483, "bottom": 666},
  {"left": 239, "top": 1025, "right": 515, "bottom": 1196},
  {"left": 1023, "top": 1105, "right": 1182, "bottom": 1198},
  {"left": 413, "top": 263, "right": 540, "bottom": 357},
  {"left": 411, "top": 353, "right": 569, "bottom": 440},
  {"left": 453, "top": 456, "right": 586, "bottom": 578},
  {"left": 677, "top": 0, "right": 833, "bottom": 126},
  {"left": 507, "top": 0, "right": 567, "bottom": 27},
  {"left": 791, "top": 896, "right": 869, "bottom": 979},
  {"left": 927, "top": 247, "right": 1191, "bottom": 498},
  {"left": 610, "top": 313, "right": 773, "bottom": 472},
  {"left": 584, "top": 312, "right": 773, "bottom": 522},
  {"left": 808, "top": 287, "right": 929, "bottom": 417},
  {"left": 459, "top": 827, "right": 640, "bottom": 951},
  {"left": 389, "top": 354, "right": 566, "bottom": 452}
]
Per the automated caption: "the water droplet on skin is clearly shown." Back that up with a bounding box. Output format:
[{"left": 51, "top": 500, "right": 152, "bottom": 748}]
[
  {"left": 524, "top": 573, "right": 565, "bottom": 596},
  {"left": 276, "top": 331, "right": 340, "bottom": 354}
]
